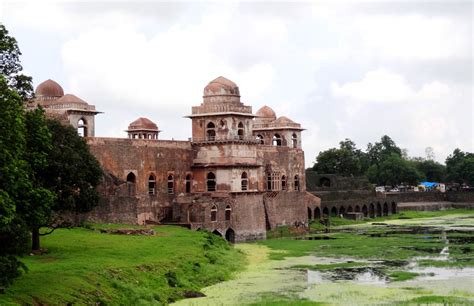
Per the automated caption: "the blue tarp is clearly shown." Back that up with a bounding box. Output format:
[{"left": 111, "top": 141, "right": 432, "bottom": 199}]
[{"left": 420, "top": 181, "right": 438, "bottom": 188}]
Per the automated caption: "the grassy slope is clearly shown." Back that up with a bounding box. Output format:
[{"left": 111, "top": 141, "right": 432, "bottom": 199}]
[{"left": 0, "top": 225, "right": 245, "bottom": 305}]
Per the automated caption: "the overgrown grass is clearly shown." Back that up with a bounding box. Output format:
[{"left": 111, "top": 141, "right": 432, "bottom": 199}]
[
  {"left": 388, "top": 271, "right": 420, "bottom": 282},
  {"left": 0, "top": 225, "right": 245, "bottom": 305},
  {"left": 399, "top": 295, "right": 473, "bottom": 305},
  {"left": 292, "top": 262, "right": 368, "bottom": 271}
]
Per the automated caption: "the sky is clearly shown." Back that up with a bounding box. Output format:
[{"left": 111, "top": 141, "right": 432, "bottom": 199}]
[{"left": 1, "top": 0, "right": 472, "bottom": 167}]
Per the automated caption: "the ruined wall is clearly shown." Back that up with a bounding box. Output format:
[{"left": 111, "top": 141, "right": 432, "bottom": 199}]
[
  {"left": 260, "top": 146, "right": 306, "bottom": 191},
  {"left": 264, "top": 191, "right": 314, "bottom": 228}
]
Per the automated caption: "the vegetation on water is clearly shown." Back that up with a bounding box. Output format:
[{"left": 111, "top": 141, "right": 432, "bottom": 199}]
[
  {"left": 0, "top": 225, "right": 245, "bottom": 305},
  {"left": 388, "top": 271, "right": 420, "bottom": 282},
  {"left": 400, "top": 295, "right": 473, "bottom": 305}
]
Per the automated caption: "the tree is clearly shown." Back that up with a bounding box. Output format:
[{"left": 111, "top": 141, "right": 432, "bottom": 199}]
[
  {"left": 412, "top": 159, "right": 446, "bottom": 182},
  {"left": 446, "top": 149, "right": 474, "bottom": 185},
  {"left": 0, "top": 24, "right": 33, "bottom": 100},
  {"left": 313, "top": 138, "right": 367, "bottom": 176},
  {"left": 366, "top": 135, "right": 402, "bottom": 166},
  {"left": 368, "top": 153, "right": 422, "bottom": 186}
]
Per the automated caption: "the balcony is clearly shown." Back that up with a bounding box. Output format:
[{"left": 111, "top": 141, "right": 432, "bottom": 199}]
[{"left": 191, "top": 135, "right": 261, "bottom": 145}]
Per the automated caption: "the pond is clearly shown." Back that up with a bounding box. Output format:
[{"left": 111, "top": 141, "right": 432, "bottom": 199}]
[{"left": 174, "top": 213, "right": 474, "bottom": 305}]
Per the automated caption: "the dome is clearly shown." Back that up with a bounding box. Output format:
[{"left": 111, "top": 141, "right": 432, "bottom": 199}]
[
  {"left": 56, "top": 94, "right": 88, "bottom": 105},
  {"left": 274, "top": 116, "right": 296, "bottom": 125},
  {"left": 35, "top": 79, "right": 64, "bottom": 97},
  {"left": 127, "top": 117, "right": 158, "bottom": 131},
  {"left": 203, "top": 76, "right": 240, "bottom": 97},
  {"left": 256, "top": 105, "right": 276, "bottom": 119}
]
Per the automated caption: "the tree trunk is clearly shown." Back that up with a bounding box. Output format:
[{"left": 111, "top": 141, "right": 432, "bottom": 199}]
[{"left": 32, "top": 228, "right": 40, "bottom": 251}]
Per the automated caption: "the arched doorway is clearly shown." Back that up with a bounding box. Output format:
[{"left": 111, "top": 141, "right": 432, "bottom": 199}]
[
  {"left": 308, "top": 207, "right": 313, "bottom": 220},
  {"left": 339, "top": 206, "right": 345, "bottom": 217},
  {"left": 376, "top": 202, "right": 382, "bottom": 217},
  {"left": 347, "top": 206, "right": 353, "bottom": 213},
  {"left": 331, "top": 207, "right": 337, "bottom": 217},
  {"left": 212, "top": 230, "right": 221, "bottom": 237},
  {"left": 77, "top": 118, "right": 88, "bottom": 137},
  {"left": 369, "top": 203, "right": 375, "bottom": 218},
  {"left": 185, "top": 174, "right": 192, "bottom": 193},
  {"left": 315, "top": 207, "right": 321, "bottom": 219},
  {"left": 225, "top": 228, "right": 235, "bottom": 243},
  {"left": 355, "top": 205, "right": 360, "bottom": 213},
  {"left": 319, "top": 177, "right": 331, "bottom": 187},
  {"left": 126, "top": 172, "right": 136, "bottom": 196},
  {"left": 383, "top": 202, "right": 389, "bottom": 216},
  {"left": 391, "top": 202, "right": 397, "bottom": 214},
  {"left": 322, "top": 207, "right": 329, "bottom": 217},
  {"left": 362, "top": 205, "right": 368, "bottom": 217}
]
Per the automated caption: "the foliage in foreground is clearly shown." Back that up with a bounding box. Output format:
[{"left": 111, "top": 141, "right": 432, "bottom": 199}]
[{"left": 0, "top": 225, "right": 245, "bottom": 305}]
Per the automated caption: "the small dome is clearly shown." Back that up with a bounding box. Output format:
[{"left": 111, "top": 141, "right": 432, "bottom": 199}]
[
  {"left": 274, "top": 116, "right": 296, "bottom": 125},
  {"left": 256, "top": 105, "right": 276, "bottom": 119},
  {"left": 35, "top": 79, "right": 64, "bottom": 97},
  {"left": 203, "top": 76, "right": 240, "bottom": 97},
  {"left": 127, "top": 117, "right": 158, "bottom": 131},
  {"left": 56, "top": 94, "right": 88, "bottom": 105}
]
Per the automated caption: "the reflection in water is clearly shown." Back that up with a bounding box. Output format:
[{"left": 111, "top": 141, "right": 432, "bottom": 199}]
[{"left": 307, "top": 267, "right": 388, "bottom": 285}]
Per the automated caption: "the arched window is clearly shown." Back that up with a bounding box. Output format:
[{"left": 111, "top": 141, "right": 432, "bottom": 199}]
[
  {"left": 267, "top": 172, "right": 272, "bottom": 190},
  {"left": 185, "top": 174, "right": 191, "bottom": 193},
  {"left": 225, "top": 205, "right": 231, "bottom": 221},
  {"left": 211, "top": 205, "right": 217, "bottom": 222},
  {"left": 238, "top": 122, "right": 244, "bottom": 140},
  {"left": 281, "top": 175, "right": 287, "bottom": 191},
  {"left": 256, "top": 134, "right": 264, "bottom": 144},
  {"left": 219, "top": 120, "right": 226, "bottom": 128},
  {"left": 206, "top": 122, "right": 216, "bottom": 141},
  {"left": 292, "top": 133, "right": 297, "bottom": 148},
  {"left": 294, "top": 175, "right": 300, "bottom": 191},
  {"left": 167, "top": 174, "right": 174, "bottom": 194},
  {"left": 126, "top": 172, "right": 136, "bottom": 196},
  {"left": 148, "top": 174, "right": 156, "bottom": 195},
  {"left": 272, "top": 134, "right": 282, "bottom": 146},
  {"left": 78, "top": 118, "right": 88, "bottom": 137},
  {"left": 207, "top": 172, "right": 216, "bottom": 192},
  {"left": 241, "top": 172, "right": 248, "bottom": 191}
]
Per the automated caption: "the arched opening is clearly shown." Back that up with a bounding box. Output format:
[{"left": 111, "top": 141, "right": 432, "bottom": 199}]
[
  {"left": 362, "top": 205, "right": 368, "bottom": 217},
  {"left": 322, "top": 207, "right": 329, "bottom": 217},
  {"left": 294, "top": 175, "right": 300, "bottom": 191},
  {"left": 319, "top": 177, "right": 331, "bottom": 188},
  {"left": 241, "top": 172, "right": 248, "bottom": 191},
  {"left": 347, "top": 206, "right": 353, "bottom": 213},
  {"left": 167, "top": 174, "right": 174, "bottom": 194},
  {"left": 339, "top": 206, "right": 345, "bottom": 216},
  {"left": 219, "top": 120, "right": 226, "bottom": 128},
  {"left": 256, "top": 134, "right": 264, "bottom": 144},
  {"left": 315, "top": 207, "right": 321, "bottom": 219},
  {"left": 206, "top": 122, "right": 216, "bottom": 141},
  {"left": 391, "top": 202, "right": 397, "bottom": 214},
  {"left": 331, "top": 207, "right": 337, "bottom": 217},
  {"left": 281, "top": 175, "right": 286, "bottom": 191},
  {"left": 237, "top": 122, "right": 244, "bottom": 140},
  {"left": 369, "top": 203, "right": 375, "bottom": 218},
  {"left": 148, "top": 174, "right": 156, "bottom": 195},
  {"left": 292, "top": 133, "right": 297, "bottom": 148},
  {"left": 126, "top": 172, "right": 136, "bottom": 196},
  {"left": 225, "top": 228, "right": 235, "bottom": 243},
  {"left": 225, "top": 205, "right": 231, "bottom": 221},
  {"left": 383, "top": 202, "right": 389, "bottom": 216},
  {"left": 210, "top": 205, "right": 217, "bottom": 222},
  {"left": 212, "top": 229, "right": 221, "bottom": 237},
  {"left": 185, "top": 174, "right": 191, "bottom": 193},
  {"left": 308, "top": 207, "right": 313, "bottom": 220},
  {"left": 376, "top": 202, "right": 382, "bottom": 217},
  {"left": 272, "top": 134, "right": 282, "bottom": 146},
  {"left": 77, "top": 118, "right": 88, "bottom": 137},
  {"left": 267, "top": 172, "right": 272, "bottom": 191},
  {"left": 355, "top": 205, "right": 360, "bottom": 213},
  {"left": 207, "top": 172, "right": 216, "bottom": 192}
]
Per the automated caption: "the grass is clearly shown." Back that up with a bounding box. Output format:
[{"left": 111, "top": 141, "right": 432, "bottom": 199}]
[
  {"left": 399, "top": 295, "right": 473, "bottom": 305},
  {"left": 388, "top": 271, "right": 420, "bottom": 282},
  {"left": 292, "top": 262, "right": 368, "bottom": 271},
  {"left": 0, "top": 225, "right": 245, "bottom": 305}
]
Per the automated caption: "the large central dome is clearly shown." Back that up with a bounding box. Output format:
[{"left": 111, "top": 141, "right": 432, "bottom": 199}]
[
  {"left": 35, "top": 79, "right": 64, "bottom": 98},
  {"left": 203, "top": 76, "right": 240, "bottom": 97}
]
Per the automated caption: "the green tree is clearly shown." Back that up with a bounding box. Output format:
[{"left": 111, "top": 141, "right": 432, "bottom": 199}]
[
  {"left": 368, "top": 153, "right": 422, "bottom": 186},
  {"left": 446, "top": 149, "right": 474, "bottom": 185},
  {"left": 366, "top": 135, "right": 402, "bottom": 166},
  {"left": 313, "top": 139, "right": 367, "bottom": 176},
  {"left": 412, "top": 159, "right": 446, "bottom": 182}
]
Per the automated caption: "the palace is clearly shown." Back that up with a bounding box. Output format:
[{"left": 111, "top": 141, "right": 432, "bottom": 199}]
[{"left": 31, "top": 76, "right": 320, "bottom": 242}]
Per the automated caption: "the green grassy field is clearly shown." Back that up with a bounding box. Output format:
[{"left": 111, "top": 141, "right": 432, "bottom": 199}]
[{"left": 0, "top": 225, "right": 245, "bottom": 305}]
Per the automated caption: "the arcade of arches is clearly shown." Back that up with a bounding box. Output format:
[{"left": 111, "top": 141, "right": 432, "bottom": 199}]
[{"left": 310, "top": 201, "right": 397, "bottom": 220}]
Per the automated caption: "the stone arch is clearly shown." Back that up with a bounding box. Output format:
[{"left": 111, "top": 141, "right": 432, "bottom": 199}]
[
  {"left": 225, "top": 228, "right": 235, "bottom": 243},
  {"left": 256, "top": 134, "right": 264, "bottom": 144},
  {"left": 391, "top": 202, "right": 397, "bottom": 214},
  {"left": 126, "top": 172, "right": 136, "bottom": 196},
  {"left": 212, "top": 229, "right": 221, "bottom": 237},
  {"left": 362, "top": 205, "right": 368, "bottom": 217},
  {"left": 241, "top": 172, "right": 248, "bottom": 191},
  {"left": 281, "top": 175, "right": 287, "bottom": 191},
  {"left": 308, "top": 207, "right": 312, "bottom": 220},
  {"left": 319, "top": 177, "right": 331, "bottom": 187},
  {"left": 207, "top": 172, "right": 216, "bottom": 192},
  {"left": 225, "top": 205, "right": 231, "bottom": 221},
  {"left": 185, "top": 174, "right": 192, "bottom": 193},
  {"left": 339, "top": 206, "right": 345, "bottom": 216},
  {"left": 148, "top": 174, "right": 156, "bottom": 195},
  {"left": 369, "top": 203, "right": 375, "bottom": 218},
  {"left": 315, "top": 207, "right": 321, "bottom": 219},
  {"left": 167, "top": 174, "right": 174, "bottom": 194},
  {"left": 347, "top": 206, "right": 353, "bottom": 213},
  {"left": 376, "top": 202, "right": 382, "bottom": 217},
  {"left": 206, "top": 122, "right": 216, "bottom": 140},
  {"left": 383, "top": 202, "right": 389, "bottom": 216},
  {"left": 77, "top": 118, "right": 88, "bottom": 137},
  {"left": 272, "top": 133, "right": 282, "bottom": 146},
  {"left": 237, "top": 122, "right": 244, "bottom": 139},
  {"left": 322, "top": 207, "right": 329, "bottom": 217},
  {"left": 210, "top": 205, "right": 217, "bottom": 222},
  {"left": 291, "top": 133, "right": 297, "bottom": 148},
  {"left": 355, "top": 205, "right": 360, "bottom": 213},
  {"left": 294, "top": 175, "right": 300, "bottom": 191},
  {"left": 331, "top": 207, "right": 337, "bottom": 217}
]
